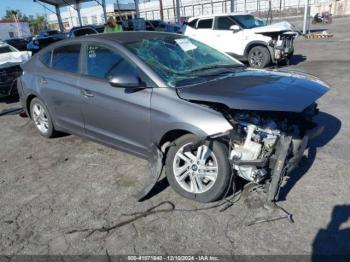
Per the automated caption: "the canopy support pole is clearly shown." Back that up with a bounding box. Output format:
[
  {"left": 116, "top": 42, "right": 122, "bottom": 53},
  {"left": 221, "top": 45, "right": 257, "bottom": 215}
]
[
  {"left": 75, "top": 1, "right": 83, "bottom": 26},
  {"left": 55, "top": 5, "right": 64, "bottom": 31},
  {"left": 101, "top": 0, "right": 108, "bottom": 23}
]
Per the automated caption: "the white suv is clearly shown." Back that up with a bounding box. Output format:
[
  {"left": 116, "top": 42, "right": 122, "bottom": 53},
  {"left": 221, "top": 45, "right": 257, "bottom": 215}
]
[{"left": 183, "top": 13, "right": 296, "bottom": 68}]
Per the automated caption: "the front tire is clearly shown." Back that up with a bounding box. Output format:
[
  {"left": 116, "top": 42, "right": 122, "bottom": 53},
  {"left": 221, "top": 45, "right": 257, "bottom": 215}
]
[
  {"left": 30, "top": 98, "right": 56, "bottom": 138},
  {"left": 248, "top": 46, "right": 271, "bottom": 68},
  {"left": 165, "top": 134, "right": 232, "bottom": 203}
]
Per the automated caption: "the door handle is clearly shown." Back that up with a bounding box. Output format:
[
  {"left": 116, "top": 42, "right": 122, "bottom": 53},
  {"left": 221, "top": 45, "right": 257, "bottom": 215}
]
[
  {"left": 81, "top": 89, "right": 94, "bottom": 98},
  {"left": 39, "top": 77, "right": 47, "bottom": 85}
]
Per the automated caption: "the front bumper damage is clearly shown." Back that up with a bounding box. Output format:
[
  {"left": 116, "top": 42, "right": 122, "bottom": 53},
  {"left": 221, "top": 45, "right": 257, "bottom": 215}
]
[
  {"left": 231, "top": 124, "right": 323, "bottom": 203},
  {"left": 137, "top": 121, "right": 323, "bottom": 207},
  {"left": 268, "top": 33, "right": 295, "bottom": 63},
  {"left": 0, "top": 65, "right": 22, "bottom": 98}
]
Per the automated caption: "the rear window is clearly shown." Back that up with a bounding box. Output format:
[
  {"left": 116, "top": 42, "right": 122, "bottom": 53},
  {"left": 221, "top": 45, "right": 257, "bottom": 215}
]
[
  {"left": 47, "top": 30, "right": 59, "bottom": 36},
  {"left": 0, "top": 45, "right": 15, "bottom": 54},
  {"left": 51, "top": 44, "right": 81, "bottom": 73},
  {"left": 197, "top": 19, "right": 213, "bottom": 29},
  {"left": 73, "top": 28, "right": 97, "bottom": 37}
]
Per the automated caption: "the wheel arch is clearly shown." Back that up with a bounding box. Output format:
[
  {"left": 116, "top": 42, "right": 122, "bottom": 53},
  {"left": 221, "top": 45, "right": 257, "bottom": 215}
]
[
  {"left": 158, "top": 129, "right": 193, "bottom": 153},
  {"left": 244, "top": 41, "right": 270, "bottom": 57},
  {"left": 26, "top": 94, "right": 37, "bottom": 118}
]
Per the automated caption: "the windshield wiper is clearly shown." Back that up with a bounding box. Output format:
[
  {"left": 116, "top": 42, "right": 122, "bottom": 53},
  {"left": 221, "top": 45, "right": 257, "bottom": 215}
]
[{"left": 184, "top": 64, "right": 244, "bottom": 74}]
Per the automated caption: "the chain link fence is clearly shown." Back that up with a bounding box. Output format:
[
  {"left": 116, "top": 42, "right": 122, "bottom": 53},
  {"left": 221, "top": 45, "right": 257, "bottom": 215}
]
[{"left": 139, "top": 0, "right": 316, "bottom": 26}]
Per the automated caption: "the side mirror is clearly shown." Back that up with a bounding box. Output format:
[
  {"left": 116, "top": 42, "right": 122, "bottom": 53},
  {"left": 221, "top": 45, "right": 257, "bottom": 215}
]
[
  {"left": 230, "top": 25, "right": 241, "bottom": 32},
  {"left": 109, "top": 74, "right": 144, "bottom": 88}
]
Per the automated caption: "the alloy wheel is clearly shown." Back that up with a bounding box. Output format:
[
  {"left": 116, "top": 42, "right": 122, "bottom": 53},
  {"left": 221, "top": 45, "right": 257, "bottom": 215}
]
[
  {"left": 250, "top": 50, "right": 264, "bottom": 67},
  {"left": 172, "top": 143, "right": 218, "bottom": 194},
  {"left": 32, "top": 103, "right": 49, "bottom": 134}
]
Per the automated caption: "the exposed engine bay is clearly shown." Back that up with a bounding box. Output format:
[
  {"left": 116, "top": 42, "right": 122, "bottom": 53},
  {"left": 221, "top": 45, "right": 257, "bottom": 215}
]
[
  {"left": 261, "top": 32, "right": 295, "bottom": 62},
  {"left": 226, "top": 104, "right": 318, "bottom": 184}
]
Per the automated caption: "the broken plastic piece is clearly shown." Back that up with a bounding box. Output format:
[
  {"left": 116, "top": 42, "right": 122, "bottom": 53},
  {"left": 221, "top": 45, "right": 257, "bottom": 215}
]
[{"left": 136, "top": 144, "right": 164, "bottom": 201}]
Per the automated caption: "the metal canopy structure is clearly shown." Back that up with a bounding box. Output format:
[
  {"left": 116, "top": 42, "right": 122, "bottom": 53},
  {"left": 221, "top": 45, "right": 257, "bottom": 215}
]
[
  {"left": 36, "top": 0, "right": 94, "bottom": 7},
  {"left": 35, "top": 0, "right": 108, "bottom": 31}
]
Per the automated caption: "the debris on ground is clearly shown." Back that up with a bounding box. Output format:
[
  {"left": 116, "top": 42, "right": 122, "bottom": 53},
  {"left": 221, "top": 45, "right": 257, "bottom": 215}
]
[
  {"left": 241, "top": 183, "right": 294, "bottom": 226},
  {"left": 304, "top": 31, "right": 334, "bottom": 39}
]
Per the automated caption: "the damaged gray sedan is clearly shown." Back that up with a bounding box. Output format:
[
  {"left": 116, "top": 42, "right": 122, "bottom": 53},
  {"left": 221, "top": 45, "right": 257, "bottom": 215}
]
[{"left": 18, "top": 32, "right": 328, "bottom": 203}]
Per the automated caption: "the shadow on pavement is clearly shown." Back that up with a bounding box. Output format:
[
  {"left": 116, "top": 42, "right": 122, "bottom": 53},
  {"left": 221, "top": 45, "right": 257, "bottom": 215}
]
[
  {"left": 279, "top": 112, "right": 341, "bottom": 201},
  {"left": 289, "top": 54, "right": 307, "bottom": 65},
  {"left": 312, "top": 205, "right": 350, "bottom": 261},
  {"left": 0, "top": 95, "right": 19, "bottom": 104}
]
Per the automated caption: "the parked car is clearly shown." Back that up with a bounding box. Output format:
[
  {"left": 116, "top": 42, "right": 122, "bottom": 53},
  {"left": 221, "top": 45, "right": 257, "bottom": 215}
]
[
  {"left": 4, "top": 38, "right": 29, "bottom": 51},
  {"left": 145, "top": 20, "right": 167, "bottom": 31},
  {"left": 27, "top": 30, "right": 66, "bottom": 54},
  {"left": 183, "top": 13, "right": 297, "bottom": 68},
  {"left": 0, "top": 42, "right": 31, "bottom": 98},
  {"left": 68, "top": 26, "right": 99, "bottom": 38},
  {"left": 122, "top": 19, "right": 146, "bottom": 31},
  {"left": 312, "top": 12, "right": 333, "bottom": 24},
  {"left": 164, "top": 23, "right": 183, "bottom": 34},
  {"left": 18, "top": 32, "right": 328, "bottom": 202}
]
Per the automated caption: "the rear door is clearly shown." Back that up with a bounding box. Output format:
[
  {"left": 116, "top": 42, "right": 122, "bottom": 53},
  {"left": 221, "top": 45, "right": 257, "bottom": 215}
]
[
  {"left": 78, "top": 42, "right": 152, "bottom": 157},
  {"left": 36, "top": 44, "right": 84, "bottom": 134}
]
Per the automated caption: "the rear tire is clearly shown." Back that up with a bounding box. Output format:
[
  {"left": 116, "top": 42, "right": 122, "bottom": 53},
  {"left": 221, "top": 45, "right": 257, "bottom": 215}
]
[
  {"left": 165, "top": 134, "right": 232, "bottom": 203},
  {"left": 248, "top": 46, "right": 271, "bottom": 68},
  {"left": 30, "top": 98, "right": 56, "bottom": 138}
]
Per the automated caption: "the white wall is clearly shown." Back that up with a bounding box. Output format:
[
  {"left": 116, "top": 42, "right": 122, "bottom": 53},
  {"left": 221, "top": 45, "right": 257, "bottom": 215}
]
[{"left": 0, "top": 22, "right": 31, "bottom": 40}]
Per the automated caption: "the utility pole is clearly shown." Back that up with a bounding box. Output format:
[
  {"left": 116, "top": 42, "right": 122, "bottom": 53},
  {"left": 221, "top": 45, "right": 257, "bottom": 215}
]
[
  {"left": 159, "top": 0, "right": 164, "bottom": 20},
  {"left": 230, "top": 0, "right": 235, "bottom": 12},
  {"left": 134, "top": 0, "right": 140, "bottom": 19},
  {"left": 172, "top": 0, "right": 176, "bottom": 21},
  {"left": 101, "top": 0, "right": 107, "bottom": 23},
  {"left": 175, "top": 0, "right": 181, "bottom": 23},
  {"left": 303, "top": 0, "right": 309, "bottom": 34}
]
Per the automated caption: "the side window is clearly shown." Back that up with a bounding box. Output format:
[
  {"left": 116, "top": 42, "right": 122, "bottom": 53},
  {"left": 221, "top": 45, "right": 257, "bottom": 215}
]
[
  {"left": 84, "top": 44, "right": 138, "bottom": 79},
  {"left": 51, "top": 44, "right": 81, "bottom": 73},
  {"left": 40, "top": 50, "right": 52, "bottom": 67},
  {"left": 197, "top": 19, "right": 213, "bottom": 29},
  {"left": 187, "top": 19, "right": 198, "bottom": 28},
  {"left": 216, "top": 16, "right": 237, "bottom": 30}
]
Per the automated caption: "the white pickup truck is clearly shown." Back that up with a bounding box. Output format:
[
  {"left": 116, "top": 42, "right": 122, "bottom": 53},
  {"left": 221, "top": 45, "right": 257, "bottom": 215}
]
[{"left": 183, "top": 13, "right": 297, "bottom": 68}]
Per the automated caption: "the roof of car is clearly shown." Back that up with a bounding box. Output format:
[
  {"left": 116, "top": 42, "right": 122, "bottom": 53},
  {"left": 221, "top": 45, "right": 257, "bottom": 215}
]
[
  {"left": 79, "top": 31, "right": 183, "bottom": 44},
  {"left": 188, "top": 12, "right": 250, "bottom": 21}
]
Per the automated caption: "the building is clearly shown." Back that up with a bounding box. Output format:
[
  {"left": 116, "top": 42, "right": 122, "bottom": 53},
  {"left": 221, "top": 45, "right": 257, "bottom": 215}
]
[
  {"left": 0, "top": 19, "right": 31, "bottom": 40},
  {"left": 47, "top": 3, "right": 136, "bottom": 31}
]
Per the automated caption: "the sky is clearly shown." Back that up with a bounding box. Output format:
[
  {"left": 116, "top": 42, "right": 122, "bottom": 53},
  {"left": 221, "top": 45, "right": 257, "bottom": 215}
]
[{"left": 0, "top": 0, "right": 130, "bottom": 19}]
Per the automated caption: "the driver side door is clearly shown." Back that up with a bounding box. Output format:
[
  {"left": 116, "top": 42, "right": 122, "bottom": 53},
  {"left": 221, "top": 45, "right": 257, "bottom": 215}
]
[
  {"left": 78, "top": 42, "right": 152, "bottom": 157},
  {"left": 213, "top": 16, "right": 245, "bottom": 56}
]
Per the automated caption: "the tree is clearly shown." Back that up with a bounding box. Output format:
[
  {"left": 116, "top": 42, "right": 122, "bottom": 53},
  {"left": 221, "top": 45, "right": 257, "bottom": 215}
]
[
  {"left": 3, "top": 9, "right": 28, "bottom": 21},
  {"left": 2, "top": 9, "right": 47, "bottom": 35},
  {"left": 29, "top": 15, "right": 47, "bottom": 35}
]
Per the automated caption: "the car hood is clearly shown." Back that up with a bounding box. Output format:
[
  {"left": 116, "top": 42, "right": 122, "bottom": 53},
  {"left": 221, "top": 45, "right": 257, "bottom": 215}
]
[
  {"left": 252, "top": 21, "right": 294, "bottom": 33},
  {"left": 176, "top": 69, "right": 329, "bottom": 112},
  {"left": 0, "top": 51, "right": 31, "bottom": 69}
]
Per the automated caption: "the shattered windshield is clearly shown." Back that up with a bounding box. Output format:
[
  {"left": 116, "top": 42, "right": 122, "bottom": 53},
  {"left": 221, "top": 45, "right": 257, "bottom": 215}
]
[
  {"left": 233, "top": 15, "right": 265, "bottom": 29},
  {"left": 126, "top": 36, "right": 242, "bottom": 87}
]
